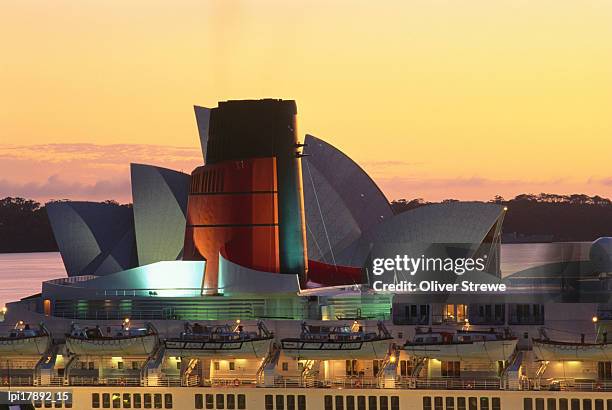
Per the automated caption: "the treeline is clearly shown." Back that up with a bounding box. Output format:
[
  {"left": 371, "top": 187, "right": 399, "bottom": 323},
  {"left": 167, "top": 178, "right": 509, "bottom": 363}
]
[
  {"left": 2, "top": 193, "right": 612, "bottom": 253},
  {"left": 391, "top": 193, "right": 612, "bottom": 242},
  {"left": 0, "top": 197, "right": 129, "bottom": 253},
  {"left": 0, "top": 197, "right": 57, "bottom": 253}
]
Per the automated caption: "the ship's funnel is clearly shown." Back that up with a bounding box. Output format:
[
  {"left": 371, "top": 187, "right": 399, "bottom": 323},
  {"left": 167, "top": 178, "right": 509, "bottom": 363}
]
[{"left": 184, "top": 99, "right": 308, "bottom": 295}]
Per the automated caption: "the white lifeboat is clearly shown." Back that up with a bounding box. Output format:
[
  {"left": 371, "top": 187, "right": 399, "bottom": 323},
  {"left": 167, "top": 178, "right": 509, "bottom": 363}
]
[
  {"left": 165, "top": 320, "right": 274, "bottom": 358},
  {"left": 281, "top": 321, "right": 393, "bottom": 360},
  {"left": 404, "top": 328, "right": 517, "bottom": 362},
  {"left": 0, "top": 321, "right": 50, "bottom": 355},
  {"left": 533, "top": 338, "right": 612, "bottom": 362},
  {"left": 65, "top": 321, "right": 158, "bottom": 356}
]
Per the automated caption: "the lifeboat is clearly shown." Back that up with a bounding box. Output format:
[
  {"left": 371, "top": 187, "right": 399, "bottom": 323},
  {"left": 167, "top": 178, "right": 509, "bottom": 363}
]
[
  {"left": 533, "top": 338, "right": 612, "bottom": 361},
  {"left": 65, "top": 321, "right": 158, "bottom": 356},
  {"left": 281, "top": 321, "right": 393, "bottom": 360},
  {"left": 404, "top": 328, "right": 517, "bottom": 362},
  {"left": 0, "top": 321, "right": 50, "bottom": 355},
  {"left": 164, "top": 320, "right": 274, "bottom": 358}
]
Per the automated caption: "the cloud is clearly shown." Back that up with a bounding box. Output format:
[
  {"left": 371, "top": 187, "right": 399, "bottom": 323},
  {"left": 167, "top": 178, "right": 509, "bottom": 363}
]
[
  {"left": 375, "top": 176, "right": 612, "bottom": 202},
  {"left": 379, "top": 176, "right": 567, "bottom": 189},
  {"left": 0, "top": 143, "right": 202, "bottom": 171},
  {"left": 1, "top": 143, "right": 610, "bottom": 203},
  {"left": 359, "top": 160, "right": 421, "bottom": 168},
  {"left": 598, "top": 178, "right": 612, "bottom": 187},
  {"left": 0, "top": 143, "right": 203, "bottom": 202},
  {"left": 0, "top": 175, "right": 132, "bottom": 203}
]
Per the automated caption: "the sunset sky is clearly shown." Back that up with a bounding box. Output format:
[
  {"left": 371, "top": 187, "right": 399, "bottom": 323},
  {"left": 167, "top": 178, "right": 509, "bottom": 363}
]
[{"left": 1, "top": 0, "right": 611, "bottom": 203}]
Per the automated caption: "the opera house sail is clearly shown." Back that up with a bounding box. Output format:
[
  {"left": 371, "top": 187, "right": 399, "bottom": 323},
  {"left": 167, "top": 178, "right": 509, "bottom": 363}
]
[
  {"left": 131, "top": 163, "right": 190, "bottom": 265},
  {"left": 2, "top": 99, "right": 612, "bottom": 409}
]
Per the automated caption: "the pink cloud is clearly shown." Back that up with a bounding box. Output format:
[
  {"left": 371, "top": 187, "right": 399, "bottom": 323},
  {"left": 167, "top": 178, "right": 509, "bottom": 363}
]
[
  {"left": 1, "top": 143, "right": 610, "bottom": 203},
  {"left": 376, "top": 176, "right": 612, "bottom": 202},
  {"left": 0, "top": 143, "right": 203, "bottom": 203},
  {"left": 0, "top": 175, "right": 132, "bottom": 203},
  {"left": 599, "top": 178, "right": 612, "bottom": 187}
]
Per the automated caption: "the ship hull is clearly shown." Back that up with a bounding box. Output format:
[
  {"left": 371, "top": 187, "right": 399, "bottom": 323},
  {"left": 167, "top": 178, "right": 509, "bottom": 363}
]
[
  {"left": 0, "top": 335, "right": 50, "bottom": 355},
  {"left": 404, "top": 339, "right": 517, "bottom": 362},
  {"left": 533, "top": 339, "right": 612, "bottom": 361},
  {"left": 2, "top": 385, "right": 611, "bottom": 410},
  {"left": 66, "top": 334, "right": 158, "bottom": 356},
  {"left": 281, "top": 338, "right": 391, "bottom": 360},
  {"left": 164, "top": 337, "right": 272, "bottom": 358}
]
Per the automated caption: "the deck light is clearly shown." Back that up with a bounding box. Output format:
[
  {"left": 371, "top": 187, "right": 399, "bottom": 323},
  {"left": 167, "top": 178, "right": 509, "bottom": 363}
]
[{"left": 592, "top": 316, "right": 598, "bottom": 323}]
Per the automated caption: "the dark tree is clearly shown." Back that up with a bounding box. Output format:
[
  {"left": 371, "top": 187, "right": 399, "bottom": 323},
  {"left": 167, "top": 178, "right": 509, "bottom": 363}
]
[
  {"left": 0, "top": 197, "right": 133, "bottom": 253},
  {"left": 390, "top": 198, "right": 429, "bottom": 213},
  {"left": 0, "top": 197, "right": 57, "bottom": 253},
  {"left": 391, "top": 193, "right": 612, "bottom": 242}
]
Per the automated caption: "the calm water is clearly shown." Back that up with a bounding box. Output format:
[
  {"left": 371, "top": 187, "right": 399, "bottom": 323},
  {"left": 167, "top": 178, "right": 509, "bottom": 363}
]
[
  {"left": 0, "top": 252, "right": 66, "bottom": 307},
  {"left": 0, "top": 242, "right": 592, "bottom": 307}
]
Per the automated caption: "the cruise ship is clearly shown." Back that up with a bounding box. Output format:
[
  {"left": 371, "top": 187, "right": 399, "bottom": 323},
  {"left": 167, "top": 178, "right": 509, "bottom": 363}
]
[{"left": 1, "top": 99, "right": 612, "bottom": 410}]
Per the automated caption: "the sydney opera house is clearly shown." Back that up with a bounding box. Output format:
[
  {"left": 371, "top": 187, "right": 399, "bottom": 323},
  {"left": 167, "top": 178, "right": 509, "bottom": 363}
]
[{"left": 10, "top": 99, "right": 611, "bottom": 323}]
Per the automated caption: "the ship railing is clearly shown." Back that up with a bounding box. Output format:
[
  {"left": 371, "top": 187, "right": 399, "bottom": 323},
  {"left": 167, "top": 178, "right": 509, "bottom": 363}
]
[
  {"left": 45, "top": 275, "right": 97, "bottom": 285},
  {"left": 301, "top": 376, "right": 316, "bottom": 389},
  {"left": 431, "top": 315, "right": 472, "bottom": 325},
  {"left": 0, "top": 376, "right": 33, "bottom": 386},
  {"left": 519, "top": 376, "right": 532, "bottom": 391},
  {"left": 573, "top": 380, "right": 612, "bottom": 392},
  {"left": 271, "top": 377, "right": 308, "bottom": 388},
  {"left": 99, "top": 288, "right": 203, "bottom": 298},
  {"left": 538, "top": 378, "right": 612, "bottom": 392},
  {"left": 183, "top": 375, "right": 200, "bottom": 387},
  {"left": 270, "top": 376, "right": 379, "bottom": 389},
  {"left": 68, "top": 376, "right": 141, "bottom": 386},
  {"left": 103, "top": 377, "right": 141, "bottom": 387},
  {"left": 0, "top": 361, "right": 39, "bottom": 370},
  {"left": 210, "top": 378, "right": 258, "bottom": 388},
  {"left": 405, "top": 377, "right": 502, "bottom": 390},
  {"left": 330, "top": 377, "right": 379, "bottom": 389},
  {"left": 144, "top": 376, "right": 182, "bottom": 387},
  {"left": 45, "top": 376, "right": 64, "bottom": 387}
]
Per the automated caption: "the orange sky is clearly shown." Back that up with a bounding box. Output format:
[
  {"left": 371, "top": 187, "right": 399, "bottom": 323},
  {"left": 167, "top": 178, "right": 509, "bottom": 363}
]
[{"left": 1, "top": 0, "right": 611, "bottom": 203}]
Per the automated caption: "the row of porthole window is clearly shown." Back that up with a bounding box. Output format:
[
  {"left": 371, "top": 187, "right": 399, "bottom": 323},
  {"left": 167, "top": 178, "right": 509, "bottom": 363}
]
[
  {"left": 423, "top": 396, "right": 501, "bottom": 410},
  {"left": 264, "top": 394, "right": 307, "bottom": 410},
  {"left": 33, "top": 399, "right": 72, "bottom": 408},
  {"left": 324, "top": 395, "right": 401, "bottom": 410},
  {"left": 195, "top": 393, "right": 246, "bottom": 410},
  {"left": 92, "top": 393, "right": 172, "bottom": 409},
  {"left": 523, "top": 398, "right": 612, "bottom": 410}
]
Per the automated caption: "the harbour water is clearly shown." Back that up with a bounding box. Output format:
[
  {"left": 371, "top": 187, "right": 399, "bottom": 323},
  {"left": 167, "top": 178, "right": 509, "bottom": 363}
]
[
  {"left": 0, "top": 252, "right": 65, "bottom": 307},
  {"left": 0, "top": 242, "right": 591, "bottom": 308}
]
